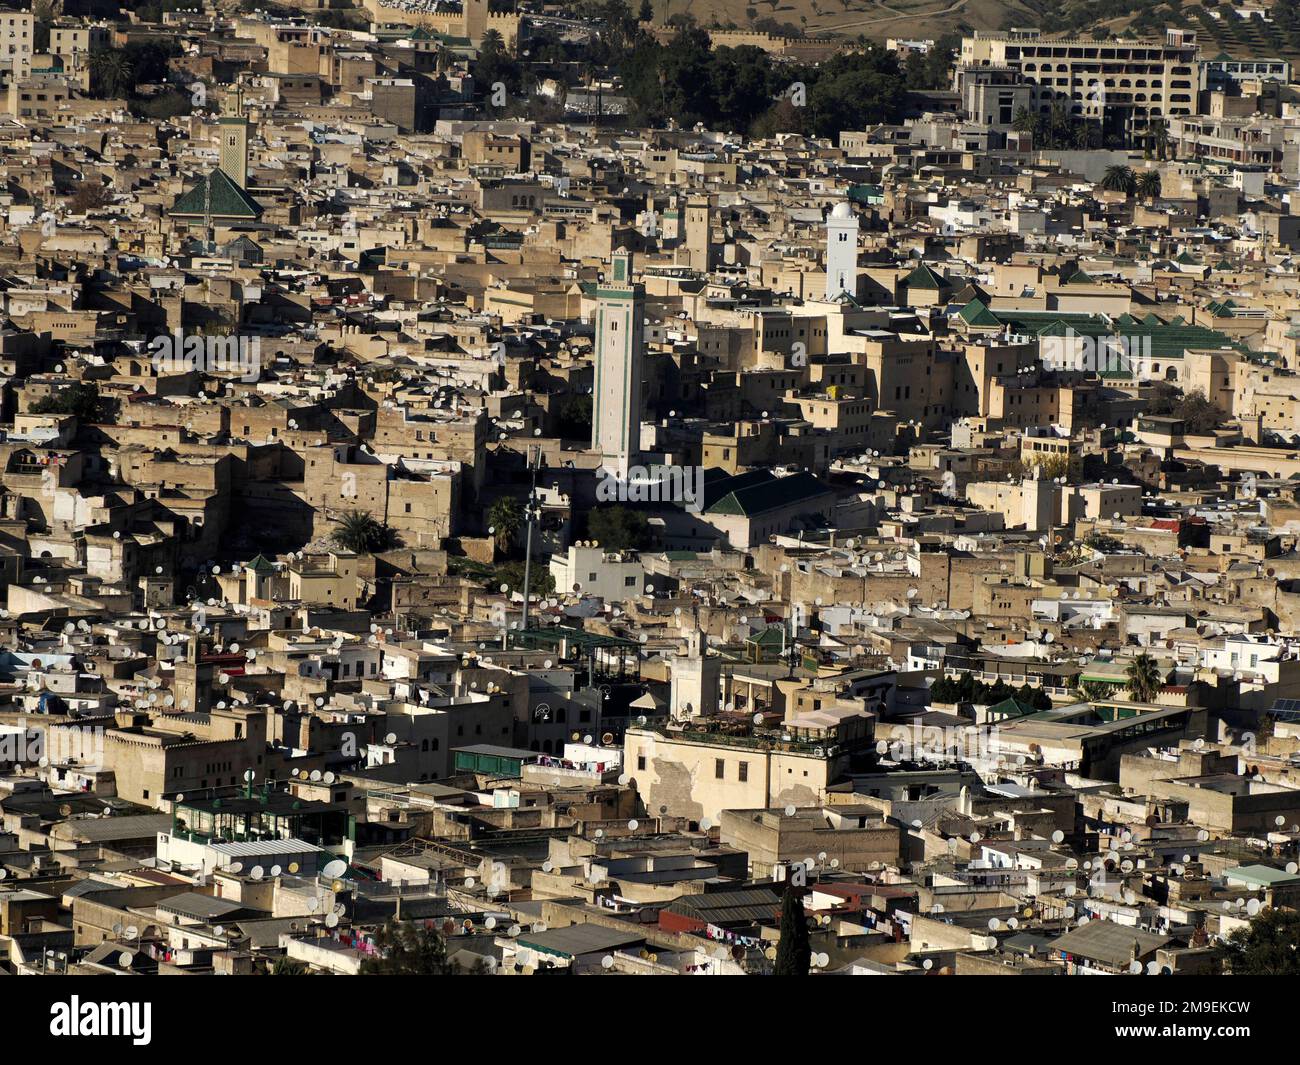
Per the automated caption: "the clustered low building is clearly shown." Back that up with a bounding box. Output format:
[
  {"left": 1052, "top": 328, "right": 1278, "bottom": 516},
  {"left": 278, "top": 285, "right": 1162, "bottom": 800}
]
[{"left": 0, "top": 3, "right": 1299, "bottom": 978}]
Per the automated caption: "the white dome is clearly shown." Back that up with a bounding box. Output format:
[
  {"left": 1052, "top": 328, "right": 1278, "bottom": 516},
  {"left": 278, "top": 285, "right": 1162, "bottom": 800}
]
[{"left": 831, "top": 201, "right": 854, "bottom": 219}]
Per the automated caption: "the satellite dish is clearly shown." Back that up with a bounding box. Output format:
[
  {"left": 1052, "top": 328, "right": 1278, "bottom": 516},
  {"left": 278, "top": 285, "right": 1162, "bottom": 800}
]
[
  {"left": 250, "top": 866, "right": 265, "bottom": 881},
  {"left": 325, "top": 912, "right": 339, "bottom": 928},
  {"left": 322, "top": 858, "right": 348, "bottom": 879}
]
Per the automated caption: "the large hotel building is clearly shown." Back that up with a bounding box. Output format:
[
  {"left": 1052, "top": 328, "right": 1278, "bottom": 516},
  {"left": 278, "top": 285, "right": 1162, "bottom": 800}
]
[{"left": 957, "top": 28, "right": 1200, "bottom": 135}]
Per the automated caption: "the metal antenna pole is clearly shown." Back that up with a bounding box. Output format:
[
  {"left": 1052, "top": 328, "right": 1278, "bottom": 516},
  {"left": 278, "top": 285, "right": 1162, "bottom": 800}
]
[{"left": 520, "top": 446, "right": 541, "bottom": 641}]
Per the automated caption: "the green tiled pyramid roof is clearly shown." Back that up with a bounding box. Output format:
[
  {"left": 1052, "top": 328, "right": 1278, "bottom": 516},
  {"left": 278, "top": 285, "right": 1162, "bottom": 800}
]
[
  {"left": 958, "top": 298, "right": 1001, "bottom": 327},
  {"left": 170, "top": 168, "right": 262, "bottom": 221},
  {"left": 903, "top": 263, "right": 946, "bottom": 290}
]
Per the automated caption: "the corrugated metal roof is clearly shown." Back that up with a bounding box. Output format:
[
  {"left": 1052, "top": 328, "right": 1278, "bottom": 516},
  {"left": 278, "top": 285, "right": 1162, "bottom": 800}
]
[{"left": 208, "top": 838, "right": 325, "bottom": 857}]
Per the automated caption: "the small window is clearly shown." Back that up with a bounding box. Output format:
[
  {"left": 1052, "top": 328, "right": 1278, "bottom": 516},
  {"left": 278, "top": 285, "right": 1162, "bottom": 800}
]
[
  {"left": 715, "top": 758, "right": 725, "bottom": 779},
  {"left": 739, "top": 761, "right": 749, "bottom": 783}
]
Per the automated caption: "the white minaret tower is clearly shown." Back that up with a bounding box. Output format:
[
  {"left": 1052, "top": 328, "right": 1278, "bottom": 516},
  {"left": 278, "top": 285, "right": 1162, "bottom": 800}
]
[
  {"left": 825, "top": 200, "right": 859, "bottom": 300},
  {"left": 592, "top": 248, "right": 644, "bottom": 478},
  {"left": 670, "top": 628, "right": 720, "bottom": 722}
]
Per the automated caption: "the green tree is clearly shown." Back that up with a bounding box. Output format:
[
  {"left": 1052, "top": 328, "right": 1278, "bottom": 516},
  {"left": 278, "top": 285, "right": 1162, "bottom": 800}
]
[
  {"left": 1011, "top": 105, "right": 1036, "bottom": 133},
  {"left": 1144, "top": 383, "right": 1226, "bottom": 433},
  {"left": 330, "top": 510, "right": 401, "bottom": 554},
  {"left": 1224, "top": 908, "right": 1300, "bottom": 974},
  {"left": 360, "top": 920, "right": 486, "bottom": 974},
  {"left": 1074, "top": 680, "right": 1115, "bottom": 703},
  {"left": 33, "top": 0, "right": 53, "bottom": 53},
  {"left": 492, "top": 559, "right": 555, "bottom": 598},
  {"left": 1017, "top": 682, "right": 1052, "bottom": 711},
  {"left": 1136, "top": 169, "right": 1161, "bottom": 200},
  {"left": 487, "top": 496, "right": 523, "bottom": 555},
  {"left": 89, "top": 48, "right": 133, "bottom": 99},
  {"left": 773, "top": 885, "right": 811, "bottom": 975},
  {"left": 586, "top": 505, "right": 651, "bottom": 552},
  {"left": 269, "top": 956, "right": 308, "bottom": 975},
  {"left": 638, "top": 0, "right": 653, "bottom": 20},
  {"left": 1100, "top": 164, "right": 1137, "bottom": 195},
  {"left": 1147, "top": 116, "right": 1169, "bottom": 160},
  {"left": 1125, "top": 652, "right": 1162, "bottom": 703},
  {"left": 557, "top": 393, "right": 593, "bottom": 440},
  {"left": 31, "top": 381, "right": 101, "bottom": 421}
]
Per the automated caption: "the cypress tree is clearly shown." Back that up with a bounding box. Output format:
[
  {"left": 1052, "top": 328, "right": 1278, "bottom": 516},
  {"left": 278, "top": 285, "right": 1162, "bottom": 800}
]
[{"left": 773, "top": 885, "right": 811, "bottom": 975}]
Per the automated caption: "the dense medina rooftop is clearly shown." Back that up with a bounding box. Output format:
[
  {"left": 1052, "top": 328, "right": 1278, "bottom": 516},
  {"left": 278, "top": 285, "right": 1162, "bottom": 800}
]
[{"left": 0, "top": 2, "right": 1298, "bottom": 992}]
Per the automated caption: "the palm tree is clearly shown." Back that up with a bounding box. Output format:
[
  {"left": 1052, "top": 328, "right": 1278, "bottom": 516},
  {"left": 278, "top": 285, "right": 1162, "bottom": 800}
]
[
  {"left": 1100, "top": 164, "right": 1137, "bottom": 195},
  {"left": 487, "top": 496, "right": 523, "bottom": 555},
  {"left": 1074, "top": 680, "right": 1114, "bottom": 703},
  {"left": 331, "top": 510, "right": 400, "bottom": 554},
  {"left": 1125, "top": 653, "right": 1163, "bottom": 703},
  {"left": 1136, "top": 170, "right": 1162, "bottom": 200},
  {"left": 1149, "top": 116, "right": 1169, "bottom": 161},
  {"left": 1011, "top": 105, "right": 1036, "bottom": 134},
  {"left": 89, "top": 48, "right": 133, "bottom": 99}
]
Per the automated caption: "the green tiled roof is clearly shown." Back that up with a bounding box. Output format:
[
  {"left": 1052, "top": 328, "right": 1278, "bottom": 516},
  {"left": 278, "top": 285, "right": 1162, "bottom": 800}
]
[
  {"left": 704, "top": 470, "right": 831, "bottom": 518},
  {"left": 980, "top": 308, "right": 1248, "bottom": 362},
  {"left": 903, "top": 263, "right": 946, "bottom": 290},
  {"left": 958, "top": 298, "right": 1000, "bottom": 327},
  {"left": 986, "top": 696, "right": 1038, "bottom": 720},
  {"left": 748, "top": 625, "right": 787, "bottom": 648},
  {"left": 170, "top": 168, "right": 262, "bottom": 221}
]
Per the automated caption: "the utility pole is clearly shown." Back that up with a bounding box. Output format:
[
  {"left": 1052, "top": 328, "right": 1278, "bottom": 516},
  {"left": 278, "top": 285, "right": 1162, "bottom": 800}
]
[{"left": 519, "top": 445, "right": 542, "bottom": 640}]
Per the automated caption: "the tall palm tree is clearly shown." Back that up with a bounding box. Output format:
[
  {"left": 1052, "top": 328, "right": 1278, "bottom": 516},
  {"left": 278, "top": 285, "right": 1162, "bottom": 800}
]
[
  {"left": 331, "top": 510, "right": 399, "bottom": 554},
  {"left": 1011, "top": 105, "right": 1036, "bottom": 134},
  {"left": 1136, "top": 170, "right": 1162, "bottom": 201},
  {"left": 487, "top": 496, "right": 523, "bottom": 555},
  {"left": 1125, "top": 653, "right": 1163, "bottom": 703},
  {"left": 1149, "top": 117, "right": 1169, "bottom": 161},
  {"left": 1100, "top": 164, "right": 1137, "bottom": 195},
  {"left": 89, "top": 48, "right": 132, "bottom": 99}
]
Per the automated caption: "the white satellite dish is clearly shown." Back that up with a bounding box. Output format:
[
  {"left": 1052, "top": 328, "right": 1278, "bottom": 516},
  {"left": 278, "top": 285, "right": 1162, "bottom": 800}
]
[{"left": 322, "top": 858, "right": 348, "bottom": 879}]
